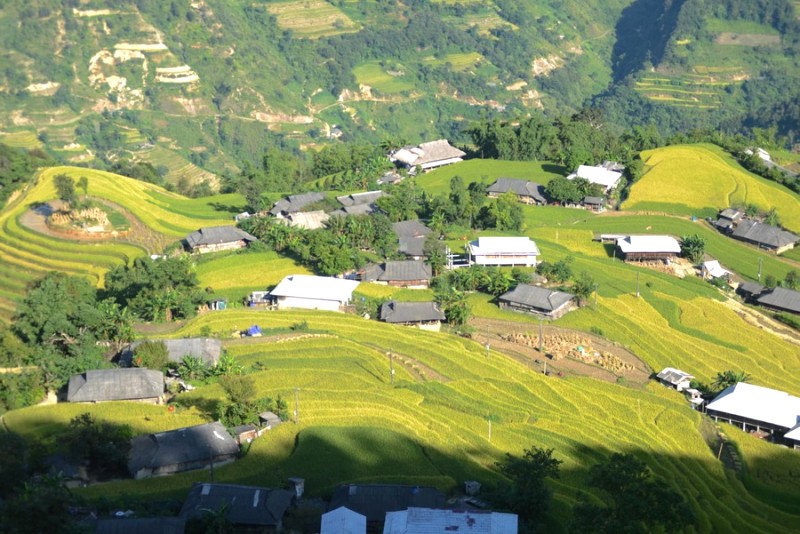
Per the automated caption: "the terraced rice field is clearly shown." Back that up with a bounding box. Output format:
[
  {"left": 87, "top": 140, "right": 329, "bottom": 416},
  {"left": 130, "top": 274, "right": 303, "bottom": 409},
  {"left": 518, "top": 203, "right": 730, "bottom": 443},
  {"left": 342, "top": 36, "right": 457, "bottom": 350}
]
[
  {"left": 0, "top": 167, "right": 237, "bottom": 318},
  {"left": 0, "top": 130, "right": 43, "bottom": 149},
  {"left": 267, "top": 0, "right": 359, "bottom": 39},
  {"left": 624, "top": 144, "right": 800, "bottom": 231},
  {"left": 7, "top": 309, "right": 800, "bottom": 530},
  {"left": 134, "top": 145, "right": 218, "bottom": 188},
  {"left": 634, "top": 73, "right": 732, "bottom": 109},
  {"left": 422, "top": 52, "right": 483, "bottom": 72},
  {"left": 352, "top": 62, "right": 415, "bottom": 94}
]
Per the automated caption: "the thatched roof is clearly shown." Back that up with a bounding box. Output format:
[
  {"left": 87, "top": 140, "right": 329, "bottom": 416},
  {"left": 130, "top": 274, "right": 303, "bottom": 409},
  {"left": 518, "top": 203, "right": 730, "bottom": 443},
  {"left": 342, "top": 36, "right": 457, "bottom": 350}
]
[{"left": 67, "top": 368, "right": 164, "bottom": 402}]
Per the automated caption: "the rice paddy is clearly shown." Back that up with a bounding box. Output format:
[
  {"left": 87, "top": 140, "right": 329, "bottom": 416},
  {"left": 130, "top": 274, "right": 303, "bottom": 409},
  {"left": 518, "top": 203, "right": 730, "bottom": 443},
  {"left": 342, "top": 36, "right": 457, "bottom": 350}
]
[{"left": 267, "top": 0, "right": 359, "bottom": 39}]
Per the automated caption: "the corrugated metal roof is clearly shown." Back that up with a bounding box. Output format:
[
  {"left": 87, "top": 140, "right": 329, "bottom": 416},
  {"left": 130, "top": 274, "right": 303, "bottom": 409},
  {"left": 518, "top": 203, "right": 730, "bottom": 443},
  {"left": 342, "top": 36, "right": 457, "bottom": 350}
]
[
  {"left": 616, "top": 235, "right": 681, "bottom": 254},
  {"left": 572, "top": 165, "right": 623, "bottom": 189},
  {"left": 732, "top": 220, "right": 799, "bottom": 248},
  {"left": 270, "top": 275, "right": 359, "bottom": 302},
  {"left": 707, "top": 382, "right": 800, "bottom": 429},
  {"left": 329, "top": 485, "right": 445, "bottom": 522},
  {"left": 67, "top": 368, "right": 163, "bottom": 402},
  {"left": 656, "top": 367, "right": 693, "bottom": 385},
  {"left": 469, "top": 237, "right": 540, "bottom": 255},
  {"left": 757, "top": 287, "right": 800, "bottom": 313},
  {"left": 321, "top": 506, "right": 366, "bottom": 534},
  {"left": 383, "top": 507, "right": 518, "bottom": 534},
  {"left": 381, "top": 261, "right": 432, "bottom": 282}
]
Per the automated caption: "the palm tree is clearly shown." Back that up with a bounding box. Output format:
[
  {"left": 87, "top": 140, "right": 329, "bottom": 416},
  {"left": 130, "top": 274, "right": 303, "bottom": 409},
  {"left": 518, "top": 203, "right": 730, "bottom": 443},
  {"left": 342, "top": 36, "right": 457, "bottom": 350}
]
[{"left": 713, "top": 370, "right": 751, "bottom": 391}]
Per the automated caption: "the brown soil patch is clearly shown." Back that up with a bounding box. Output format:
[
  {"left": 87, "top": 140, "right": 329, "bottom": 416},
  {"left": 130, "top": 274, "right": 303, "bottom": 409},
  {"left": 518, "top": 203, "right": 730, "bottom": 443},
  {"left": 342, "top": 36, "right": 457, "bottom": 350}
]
[
  {"left": 715, "top": 33, "right": 780, "bottom": 46},
  {"left": 471, "top": 317, "right": 651, "bottom": 386}
]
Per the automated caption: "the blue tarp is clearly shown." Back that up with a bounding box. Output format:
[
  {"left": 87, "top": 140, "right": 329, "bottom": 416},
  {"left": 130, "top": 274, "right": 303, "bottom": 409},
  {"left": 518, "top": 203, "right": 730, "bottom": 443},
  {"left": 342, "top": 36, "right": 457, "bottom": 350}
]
[{"left": 247, "top": 325, "right": 262, "bottom": 336}]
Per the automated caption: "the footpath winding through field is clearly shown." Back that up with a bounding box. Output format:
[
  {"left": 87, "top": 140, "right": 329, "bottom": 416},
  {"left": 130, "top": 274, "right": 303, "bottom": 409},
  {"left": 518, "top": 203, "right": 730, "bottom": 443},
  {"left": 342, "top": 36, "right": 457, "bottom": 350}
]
[{"left": 721, "top": 298, "right": 800, "bottom": 346}]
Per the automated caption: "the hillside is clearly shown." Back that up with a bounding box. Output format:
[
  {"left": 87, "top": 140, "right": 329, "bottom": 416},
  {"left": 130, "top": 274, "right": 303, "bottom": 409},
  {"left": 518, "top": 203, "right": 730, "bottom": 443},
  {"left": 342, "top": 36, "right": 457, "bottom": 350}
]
[
  {"left": 1, "top": 0, "right": 798, "bottom": 187},
  {"left": 624, "top": 144, "right": 800, "bottom": 230}
]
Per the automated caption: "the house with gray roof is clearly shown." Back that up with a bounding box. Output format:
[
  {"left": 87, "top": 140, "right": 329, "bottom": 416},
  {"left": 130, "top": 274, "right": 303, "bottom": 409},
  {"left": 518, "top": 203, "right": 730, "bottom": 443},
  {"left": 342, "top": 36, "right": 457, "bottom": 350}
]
[
  {"left": 731, "top": 220, "right": 799, "bottom": 254},
  {"left": 95, "top": 518, "right": 186, "bottom": 534},
  {"left": 269, "top": 192, "right": 326, "bottom": 218},
  {"left": 180, "top": 483, "right": 294, "bottom": 530},
  {"left": 380, "top": 301, "right": 446, "bottom": 331},
  {"left": 390, "top": 140, "right": 465, "bottom": 172},
  {"left": 756, "top": 286, "right": 800, "bottom": 314},
  {"left": 582, "top": 196, "right": 605, "bottom": 212},
  {"left": 329, "top": 484, "right": 446, "bottom": 526},
  {"left": 67, "top": 368, "right": 164, "bottom": 404},
  {"left": 337, "top": 190, "right": 384, "bottom": 208},
  {"left": 185, "top": 226, "right": 258, "bottom": 254},
  {"left": 363, "top": 261, "right": 433, "bottom": 288},
  {"left": 392, "top": 220, "right": 432, "bottom": 259},
  {"left": 737, "top": 281, "right": 765, "bottom": 301},
  {"left": 656, "top": 367, "right": 694, "bottom": 391},
  {"left": 128, "top": 421, "right": 239, "bottom": 479},
  {"left": 498, "top": 285, "right": 576, "bottom": 319},
  {"left": 121, "top": 338, "right": 222, "bottom": 367},
  {"left": 486, "top": 178, "right": 547, "bottom": 205}
]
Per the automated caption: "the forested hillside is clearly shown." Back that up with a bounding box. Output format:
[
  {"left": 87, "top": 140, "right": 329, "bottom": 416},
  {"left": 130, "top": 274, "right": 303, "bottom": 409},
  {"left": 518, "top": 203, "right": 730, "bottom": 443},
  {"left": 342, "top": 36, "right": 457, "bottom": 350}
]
[{"left": 0, "top": 0, "right": 797, "bottom": 189}]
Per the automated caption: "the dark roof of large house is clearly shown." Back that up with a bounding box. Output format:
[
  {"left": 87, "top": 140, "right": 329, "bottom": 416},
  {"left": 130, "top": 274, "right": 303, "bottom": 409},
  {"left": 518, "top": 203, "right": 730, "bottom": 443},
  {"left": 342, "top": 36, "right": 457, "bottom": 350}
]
[
  {"left": 392, "top": 220, "right": 431, "bottom": 238},
  {"left": 121, "top": 338, "right": 223, "bottom": 366},
  {"left": 719, "top": 208, "right": 742, "bottom": 220},
  {"left": 365, "top": 261, "right": 432, "bottom": 282},
  {"left": 185, "top": 226, "right": 257, "bottom": 248},
  {"left": 95, "top": 518, "right": 186, "bottom": 534},
  {"left": 333, "top": 203, "right": 378, "bottom": 217},
  {"left": 499, "top": 285, "right": 575, "bottom": 312},
  {"left": 329, "top": 484, "right": 446, "bottom": 523},
  {"left": 337, "top": 191, "right": 384, "bottom": 207},
  {"left": 67, "top": 368, "right": 164, "bottom": 403},
  {"left": 380, "top": 301, "right": 446, "bottom": 323},
  {"left": 486, "top": 178, "right": 546, "bottom": 203},
  {"left": 180, "top": 483, "right": 294, "bottom": 527},
  {"left": 757, "top": 287, "right": 800, "bottom": 313},
  {"left": 737, "top": 281, "right": 765, "bottom": 297},
  {"left": 731, "top": 220, "right": 799, "bottom": 248},
  {"left": 583, "top": 196, "right": 604, "bottom": 205},
  {"left": 128, "top": 422, "right": 239, "bottom": 476},
  {"left": 269, "top": 192, "right": 326, "bottom": 216}
]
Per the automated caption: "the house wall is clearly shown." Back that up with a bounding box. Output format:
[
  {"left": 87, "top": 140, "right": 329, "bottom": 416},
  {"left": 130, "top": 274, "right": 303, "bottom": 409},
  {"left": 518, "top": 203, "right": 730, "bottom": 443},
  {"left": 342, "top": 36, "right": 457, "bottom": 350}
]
[
  {"left": 394, "top": 321, "right": 442, "bottom": 332},
  {"left": 387, "top": 280, "right": 429, "bottom": 289},
  {"left": 73, "top": 395, "right": 162, "bottom": 404},
  {"left": 421, "top": 157, "right": 463, "bottom": 171},
  {"left": 193, "top": 241, "right": 246, "bottom": 254},
  {"left": 707, "top": 409, "right": 794, "bottom": 443},
  {"left": 499, "top": 300, "right": 575, "bottom": 319},
  {"left": 471, "top": 253, "right": 538, "bottom": 267},
  {"left": 619, "top": 250, "right": 677, "bottom": 262},
  {"left": 276, "top": 296, "right": 343, "bottom": 312},
  {"left": 134, "top": 455, "right": 238, "bottom": 480}
]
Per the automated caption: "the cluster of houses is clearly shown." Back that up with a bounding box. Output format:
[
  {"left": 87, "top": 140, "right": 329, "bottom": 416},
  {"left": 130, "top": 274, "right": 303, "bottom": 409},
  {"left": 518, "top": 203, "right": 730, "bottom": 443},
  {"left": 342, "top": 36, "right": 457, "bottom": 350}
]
[
  {"left": 656, "top": 367, "right": 800, "bottom": 449},
  {"left": 713, "top": 208, "right": 799, "bottom": 254},
  {"left": 96, "top": 481, "right": 517, "bottom": 533}
]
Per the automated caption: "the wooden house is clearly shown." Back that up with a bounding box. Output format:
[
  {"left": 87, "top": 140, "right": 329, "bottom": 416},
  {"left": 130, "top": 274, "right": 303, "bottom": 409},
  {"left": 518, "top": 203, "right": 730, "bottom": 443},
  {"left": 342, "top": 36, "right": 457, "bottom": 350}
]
[
  {"left": 180, "top": 483, "right": 294, "bottom": 530},
  {"left": 362, "top": 261, "right": 433, "bottom": 288},
  {"left": 380, "top": 301, "right": 446, "bottom": 331},
  {"left": 67, "top": 368, "right": 164, "bottom": 404},
  {"left": 498, "top": 284, "right": 575, "bottom": 319},
  {"left": 615, "top": 235, "right": 681, "bottom": 262},
  {"left": 486, "top": 178, "right": 547, "bottom": 205},
  {"left": 270, "top": 275, "right": 359, "bottom": 312},
  {"left": 185, "top": 226, "right": 258, "bottom": 254}
]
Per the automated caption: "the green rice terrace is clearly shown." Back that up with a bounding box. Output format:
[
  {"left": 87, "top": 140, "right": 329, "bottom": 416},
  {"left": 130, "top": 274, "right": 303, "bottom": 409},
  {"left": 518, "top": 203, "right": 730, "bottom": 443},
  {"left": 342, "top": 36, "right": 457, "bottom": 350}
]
[{"left": 1, "top": 147, "right": 800, "bottom": 530}]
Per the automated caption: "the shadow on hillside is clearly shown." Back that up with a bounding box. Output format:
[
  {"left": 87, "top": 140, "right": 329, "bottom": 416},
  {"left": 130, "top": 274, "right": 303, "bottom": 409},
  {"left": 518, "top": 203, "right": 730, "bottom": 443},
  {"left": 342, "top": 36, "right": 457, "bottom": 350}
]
[{"left": 208, "top": 201, "right": 248, "bottom": 215}]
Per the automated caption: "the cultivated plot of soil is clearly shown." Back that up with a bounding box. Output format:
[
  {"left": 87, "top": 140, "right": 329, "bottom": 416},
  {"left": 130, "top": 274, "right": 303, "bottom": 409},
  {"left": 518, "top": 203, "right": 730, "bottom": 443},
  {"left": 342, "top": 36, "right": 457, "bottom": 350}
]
[
  {"left": 471, "top": 317, "right": 652, "bottom": 386},
  {"left": 715, "top": 33, "right": 781, "bottom": 46}
]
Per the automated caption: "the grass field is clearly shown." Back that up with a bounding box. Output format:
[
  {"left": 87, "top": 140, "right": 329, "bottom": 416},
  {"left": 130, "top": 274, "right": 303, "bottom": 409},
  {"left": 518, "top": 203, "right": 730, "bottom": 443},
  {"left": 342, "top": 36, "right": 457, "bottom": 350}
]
[
  {"left": 419, "top": 159, "right": 567, "bottom": 196},
  {"left": 422, "top": 52, "right": 483, "bottom": 72},
  {"left": 624, "top": 144, "right": 800, "bottom": 231},
  {"left": 0, "top": 167, "right": 240, "bottom": 318},
  {"left": 267, "top": 0, "right": 359, "bottom": 39},
  {"left": 353, "top": 62, "right": 415, "bottom": 94},
  {"left": 6, "top": 308, "right": 800, "bottom": 531}
]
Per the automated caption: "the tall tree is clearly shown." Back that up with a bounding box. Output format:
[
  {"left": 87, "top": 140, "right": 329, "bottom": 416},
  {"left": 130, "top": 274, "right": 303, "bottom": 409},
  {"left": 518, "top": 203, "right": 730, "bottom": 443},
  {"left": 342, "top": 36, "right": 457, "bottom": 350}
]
[
  {"left": 53, "top": 174, "right": 76, "bottom": 205},
  {"left": 679, "top": 234, "right": 706, "bottom": 264},
  {"left": 496, "top": 446, "right": 562, "bottom": 526}
]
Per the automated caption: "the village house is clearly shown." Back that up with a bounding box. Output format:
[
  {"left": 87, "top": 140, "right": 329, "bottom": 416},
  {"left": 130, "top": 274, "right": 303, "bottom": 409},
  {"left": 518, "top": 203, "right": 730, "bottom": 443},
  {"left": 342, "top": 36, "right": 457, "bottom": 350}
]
[
  {"left": 392, "top": 220, "right": 432, "bottom": 260},
  {"left": 128, "top": 421, "right": 239, "bottom": 479},
  {"left": 706, "top": 382, "right": 800, "bottom": 445},
  {"left": 269, "top": 192, "right": 326, "bottom": 218},
  {"left": 384, "top": 507, "right": 518, "bottom": 534},
  {"left": 615, "top": 235, "right": 681, "bottom": 262},
  {"left": 321, "top": 507, "right": 367, "bottom": 534},
  {"left": 756, "top": 286, "right": 800, "bottom": 315},
  {"left": 731, "top": 220, "right": 799, "bottom": 254},
  {"left": 713, "top": 208, "right": 743, "bottom": 231},
  {"left": 284, "top": 210, "right": 330, "bottom": 230},
  {"left": 701, "top": 260, "right": 731, "bottom": 281},
  {"left": 567, "top": 161, "right": 625, "bottom": 193},
  {"left": 184, "top": 226, "right": 258, "bottom": 254},
  {"left": 467, "top": 236, "right": 540, "bottom": 267},
  {"left": 498, "top": 284, "right": 576, "bottom": 319},
  {"left": 582, "top": 196, "right": 605, "bottom": 213},
  {"left": 121, "top": 338, "right": 223, "bottom": 367},
  {"left": 390, "top": 140, "right": 466, "bottom": 172},
  {"left": 180, "top": 483, "right": 295, "bottom": 531},
  {"left": 736, "top": 281, "right": 765, "bottom": 301},
  {"left": 270, "top": 275, "right": 360, "bottom": 312},
  {"left": 332, "top": 190, "right": 384, "bottom": 217},
  {"left": 380, "top": 301, "right": 447, "bottom": 331},
  {"left": 656, "top": 367, "right": 694, "bottom": 392},
  {"left": 67, "top": 368, "right": 164, "bottom": 404},
  {"left": 329, "top": 484, "right": 446, "bottom": 529},
  {"left": 362, "top": 260, "right": 433, "bottom": 288},
  {"left": 378, "top": 171, "right": 404, "bottom": 185},
  {"left": 486, "top": 178, "right": 547, "bottom": 205}
]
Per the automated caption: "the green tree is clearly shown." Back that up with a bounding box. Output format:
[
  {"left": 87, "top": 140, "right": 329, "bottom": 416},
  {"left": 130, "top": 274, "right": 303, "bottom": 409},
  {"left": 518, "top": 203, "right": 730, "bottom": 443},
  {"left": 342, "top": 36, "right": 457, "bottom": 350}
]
[
  {"left": 479, "top": 192, "right": 524, "bottom": 231},
  {"left": 132, "top": 341, "right": 169, "bottom": 370},
  {"left": 765, "top": 207, "right": 780, "bottom": 227},
  {"left": 572, "top": 272, "right": 595, "bottom": 306},
  {"left": 545, "top": 176, "right": 582, "bottom": 204},
  {"left": 0, "top": 476, "right": 77, "bottom": 534},
  {"left": 424, "top": 234, "right": 448, "bottom": 277},
  {"left": 179, "top": 355, "right": 209, "bottom": 381},
  {"left": 785, "top": 270, "right": 799, "bottom": 290},
  {"left": 64, "top": 413, "right": 133, "bottom": 480},
  {"left": 53, "top": 173, "right": 76, "bottom": 205},
  {"left": 76, "top": 176, "right": 88, "bottom": 197},
  {"left": 712, "top": 370, "right": 751, "bottom": 392},
  {"left": 679, "top": 234, "right": 706, "bottom": 264},
  {"left": 496, "top": 446, "right": 562, "bottom": 525}
]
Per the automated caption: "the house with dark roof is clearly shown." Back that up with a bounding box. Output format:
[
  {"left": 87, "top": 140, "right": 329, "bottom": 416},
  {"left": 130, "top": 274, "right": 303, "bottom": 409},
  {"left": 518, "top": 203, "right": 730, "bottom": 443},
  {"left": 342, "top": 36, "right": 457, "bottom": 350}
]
[
  {"left": 737, "top": 281, "right": 765, "bottom": 301},
  {"left": 332, "top": 191, "right": 384, "bottom": 218},
  {"left": 121, "top": 338, "right": 222, "bottom": 367},
  {"left": 392, "top": 220, "right": 432, "bottom": 259},
  {"left": 731, "top": 220, "right": 799, "bottom": 254},
  {"left": 95, "top": 518, "right": 186, "bottom": 534},
  {"left": 756, "top": 287, "right": 800, "bottom": 314},
  {"left": 498, "top": 285, "right": 576, "bottom": 319},
  {"left": 390, "top": 140, "right": 465, "bottom": 172},
  {"left": 582, "top": 196, "right": 605, "bottom": 212},
  {"left": 380, "top": 301, "right": 446, "bottom": 331},
  {"left": 67, "top": 369, "right": 164, "bottom": 404},
  {"left": 328, "top": 484, "right": 446, "bottom": 527},
  {"left": 378, "top": 171, "right": 404, "bottom": 185},
  {"left": 486, "top": 178, "right": 546, "bottom": 205},
  {"left": 285, "top": 210, "right": 330, "bottom": 230},
  {"left": 269, "top": 192, "right": 326, "bottom": 218},
  {"left": 180, "top": 483, "right": 294, "bottom": 530},
  {"left": 713, "top": 208, "right": 743, "bottom": 231},
  {"left": 362, "top": 261, "right": 433, "bottom": 288},
  {"left": 185, "top": 226, "right": 258, "bottom": 254},
  {"left": 128, "top": 422, "right": 239, "bottom": 479}
]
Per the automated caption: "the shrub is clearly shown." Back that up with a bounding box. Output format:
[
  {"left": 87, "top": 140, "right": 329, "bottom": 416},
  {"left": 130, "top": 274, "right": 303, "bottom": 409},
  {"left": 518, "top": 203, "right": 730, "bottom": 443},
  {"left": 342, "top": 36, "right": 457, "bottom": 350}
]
[{"left": 132, "top": 341, "right": 169, "bottom": 370}]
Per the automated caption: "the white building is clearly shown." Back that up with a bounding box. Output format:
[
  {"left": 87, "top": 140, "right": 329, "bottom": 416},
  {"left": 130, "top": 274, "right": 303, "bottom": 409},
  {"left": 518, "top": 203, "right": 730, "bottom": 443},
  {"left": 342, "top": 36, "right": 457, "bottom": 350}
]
[
  {"left": 270, "top": 275, "right": 360, "bottom": 312},
  {"left": 616, "top": 235, "right": 681, "bottom": 262},
  {"left": 383, "top": 507, "right": 517, "bottom": 534},
  {"left": 706, "top": 382, "right": 800, "bottom": 441},
  {"left": 656, "top": 367, "right": 694, "bottom": 392},
  {"left": 568, "top": 162, "right": 624, "bottom": 192},
  {"left": 321, "top": 506, "right": 366, "bottom": 534},
  {"left": 467, "top": 236, "right": 540, "bottom": 267}
]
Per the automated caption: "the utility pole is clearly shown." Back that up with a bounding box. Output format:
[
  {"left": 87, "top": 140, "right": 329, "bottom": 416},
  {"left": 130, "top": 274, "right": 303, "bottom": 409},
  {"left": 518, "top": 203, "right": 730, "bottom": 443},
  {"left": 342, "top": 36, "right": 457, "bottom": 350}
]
[
  {"left": 758, "top": 257, "right": 763, "bottom": 282},
  {"left": 538, "top": 318, "right": 544, "bottom": 353},
  {"left": 488, "top": 417, "right": 492, "bottom": 442},
  {"left": 388, "top": 351, "right": 395, "bottom": 385},
  {"left": 636, "top": 272, "right": 640, "bottom": 298},
  {"left": 294, "top": 387, "right": 299, "bottom": 424},
  {"left": 485, "top": 341, "right": 490, "bottom": 358}
]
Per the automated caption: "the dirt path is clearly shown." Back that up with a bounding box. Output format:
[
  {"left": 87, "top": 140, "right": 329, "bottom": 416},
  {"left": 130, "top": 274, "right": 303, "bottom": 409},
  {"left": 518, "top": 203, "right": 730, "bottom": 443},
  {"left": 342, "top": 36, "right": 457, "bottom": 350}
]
[
  {"left": 18, "top": 198, "right": 173, "bottom": 254},
  {"left": 471, "top": 318, "right": 652, "bottom": 386},
  {"left": 721, "top": 298, "right": 800, "bottom": 346}
]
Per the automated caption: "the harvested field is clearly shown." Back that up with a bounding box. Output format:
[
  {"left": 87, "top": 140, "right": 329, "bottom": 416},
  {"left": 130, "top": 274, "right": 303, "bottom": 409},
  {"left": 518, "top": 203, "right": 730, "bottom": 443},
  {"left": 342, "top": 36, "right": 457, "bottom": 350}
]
[{"left": 267, "top": 0, "right": 359, "bottom": 38}]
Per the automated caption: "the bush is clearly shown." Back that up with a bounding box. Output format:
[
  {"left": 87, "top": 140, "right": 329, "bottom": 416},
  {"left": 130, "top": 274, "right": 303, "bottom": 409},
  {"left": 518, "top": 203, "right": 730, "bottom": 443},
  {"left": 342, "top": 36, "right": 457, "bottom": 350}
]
[{"left": 132, "top": 341, "right": 169, "bottom": 370}]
